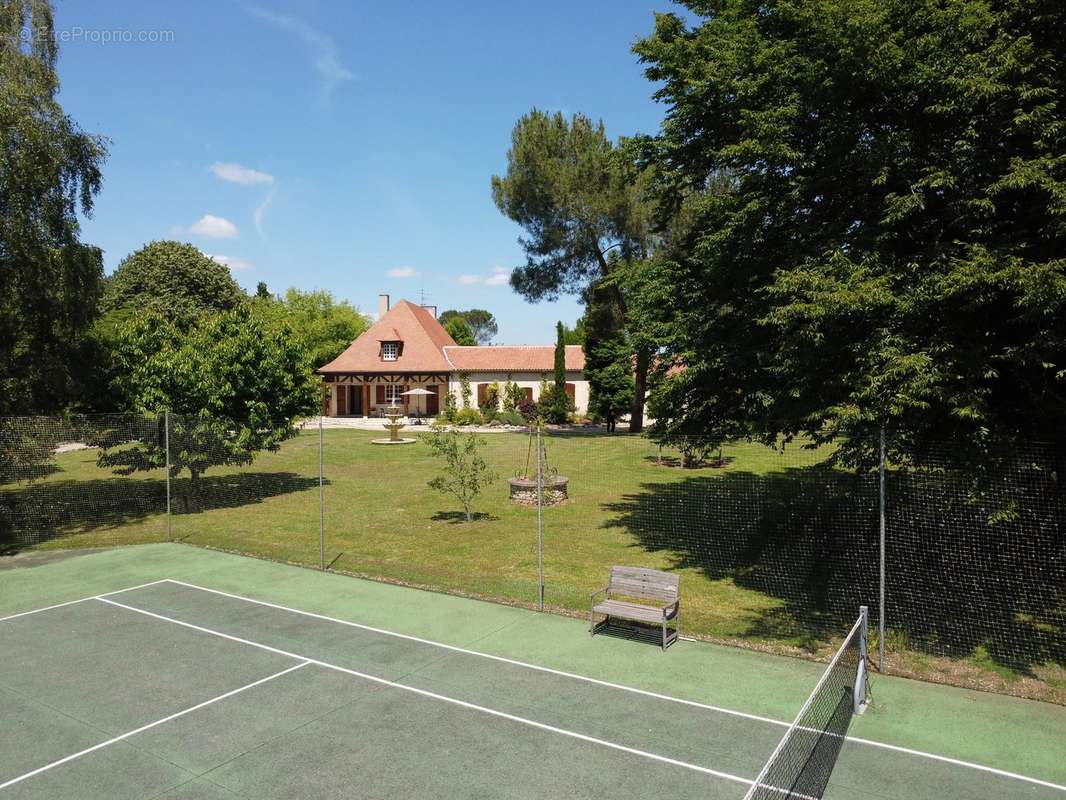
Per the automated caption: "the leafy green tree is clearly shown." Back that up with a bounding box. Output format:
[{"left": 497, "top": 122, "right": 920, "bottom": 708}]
[
  {"left": 0, "top": 0, "right": 108, "bottom": 414},
  {"left": 634, "top": 0, "right": 1066, "bottom": 469},
  {"left": 491, "top": 109, "right": 654, "bottom": 430},
  {"left": 255, "top": 287, "right": 370, "bottom": 369},
  {"left": 255, "top": 281, "right": 271, "bottom": 299},
  {"left": 439, "top": 309, "right": 497, "bottom": 345},
  {"left": 102, "top": 241, "right": 246, "bottom": 328},
  {"left": 559, "top": 316, "right": 586, "bottom": 346},
  {"left": 97, "top": 305, "right": 316, "bottom": 508},
  {"left": 424, "top": 427, "right": 497, "bottom": 522},
  {"left": 584, "top": 281, "right": 633, "bottom": 433},
  {"left": 445, "top": 316, "right": 476, "bottom": 346}
]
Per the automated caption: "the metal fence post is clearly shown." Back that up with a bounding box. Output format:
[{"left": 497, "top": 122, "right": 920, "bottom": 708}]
[
  {"left": 878, "top": 426, "right": 887, "bottom": 672},
  {"left": 319, "top": 415, "right": 325, "bottom": 570},
  {"left": 536, "top": 423, "right": 544, "bottom": 611},
  {"left": 165, "top": 410, "right": 172, "bottom": 542}
]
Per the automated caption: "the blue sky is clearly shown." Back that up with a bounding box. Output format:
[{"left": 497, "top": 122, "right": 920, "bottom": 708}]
[{"left": 55, "top": 1, "right": 681, "bottom": 343}]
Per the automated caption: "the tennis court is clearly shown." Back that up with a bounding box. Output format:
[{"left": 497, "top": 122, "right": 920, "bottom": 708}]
[{"left": 2, "top": 546, "right": 1065, "bottom": 799}]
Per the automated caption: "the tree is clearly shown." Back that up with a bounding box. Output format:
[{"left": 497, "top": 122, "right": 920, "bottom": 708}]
[
  {"left": 96, "top": 305, "right": 316, "bottom": 508},
  {"left": 424, "top": 427, "right": 497, "bottom": 522},
  {"left": 584, "top": 281, "right": 633, "bottom": 433},
  {"left": 439, "top": 309, "right": 497, "bottom": 345},
  {"left": 255, "top": 287, "right": 370, "bottom": 369},
  {"left": 444, "top": 316, "right": 476, "bottom": 346},
  {"left": 255, "top": 281, "right": 271, "bottom": 299},
  {"left": 633, "top": 1, "right": 1066, "bottom": 470},
  {"left": 491, "top": 109, "right": 654, "bottom": 431},
  {"left": 102, "top": 241, "right": 246, "bottom": 328},
  {"left": 542, "top": 322, "right": 573, "bottom": 424},
  {"left": 559, "top": 316, "right": 586, "bottom": 345},
  {"left": 0, "top": 0, "right": 108, "bottom": 414}
]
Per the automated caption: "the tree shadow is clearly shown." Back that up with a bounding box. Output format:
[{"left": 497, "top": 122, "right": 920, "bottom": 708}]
[
  {"left": 601, "top": 462, "right": 1065, "bottom": 675},
  {"left": 431, "top": 510, "right": 500, "bottom": 524},
  {"left": 0, "top": 472, "right": 322, "bottom": 553}
]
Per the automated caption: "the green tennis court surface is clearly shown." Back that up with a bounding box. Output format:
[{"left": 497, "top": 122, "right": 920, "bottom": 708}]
[{"left": 2, "top": 546, "right": 1064, "bottom": 800}]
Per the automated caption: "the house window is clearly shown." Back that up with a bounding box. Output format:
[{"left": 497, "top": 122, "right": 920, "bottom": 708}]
[
  {"left": 385, "top": 385, "right": 404, "bottom": 404},
  {"left": 382, "top": 342, "right": 399, "bottom": 361}
]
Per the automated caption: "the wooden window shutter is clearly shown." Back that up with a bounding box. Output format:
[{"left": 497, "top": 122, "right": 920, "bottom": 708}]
[
  {"left": 565, "top": 383, "right": 576, "bottom": 400},
  {"left": 477, "top": 383, "right": 486, "bottom": 406},
  {"left": 376, "top": 385, "right": 386, "bottom": 403}
]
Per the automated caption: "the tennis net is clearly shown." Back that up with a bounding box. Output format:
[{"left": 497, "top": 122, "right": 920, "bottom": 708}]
[{"left": 743, "top": 606, "right": 869, "bottom": 800}]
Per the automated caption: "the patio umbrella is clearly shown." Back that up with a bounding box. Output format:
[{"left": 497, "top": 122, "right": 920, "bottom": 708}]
[{"left": 401, "top": 387, "right": 435, "bottom": 421}]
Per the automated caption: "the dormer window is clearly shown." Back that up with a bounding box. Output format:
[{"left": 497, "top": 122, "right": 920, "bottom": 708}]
[{"left": 382, "top": 342, "right": 400, "bottom": 361}]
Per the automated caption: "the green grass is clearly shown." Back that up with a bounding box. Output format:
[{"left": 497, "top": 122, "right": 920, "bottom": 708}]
[{"left": 4, "top": 427, "right": 1063, "bottom": 703}]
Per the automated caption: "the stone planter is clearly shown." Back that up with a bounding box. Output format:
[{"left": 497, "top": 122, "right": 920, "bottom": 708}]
[{"left": 508, "top": 476, "right": 569, "bottom": 506}]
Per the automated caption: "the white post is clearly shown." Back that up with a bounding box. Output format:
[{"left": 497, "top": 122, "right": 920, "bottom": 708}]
[
  {"left": 878, "top": 427, "right": 887, "bottom": 672},
  {"left": 857, "top": 605, "right": 870, "bottom": 714},
  {"left": 319, "top": 415, "right": 325, "bottom": 570},
  {"left": 536, "top": 423, "right": 544, "bottom": 611},
  {"left": 164, "top": 411, "right": 172, "bottom": 541}
]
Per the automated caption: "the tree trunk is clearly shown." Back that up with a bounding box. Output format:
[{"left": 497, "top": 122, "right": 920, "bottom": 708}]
[{"left": 629, "top": 346, "right": 651, "bottom": 433}]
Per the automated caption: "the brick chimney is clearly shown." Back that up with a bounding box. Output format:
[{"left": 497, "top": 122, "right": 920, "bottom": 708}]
[
  {"left": 422, "top": 304, "right": 437, "bottom": 319},
  {"left": 378, "top": 294, "right": 390, "bottom": 318}
]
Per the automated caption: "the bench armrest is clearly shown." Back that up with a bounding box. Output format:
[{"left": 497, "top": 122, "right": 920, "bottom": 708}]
[
  {"left": 589, "top": 586, "right": 609, "bottom": 601},
  {"left": 661, "top": 600, "right": 679, "bottom": 619}
]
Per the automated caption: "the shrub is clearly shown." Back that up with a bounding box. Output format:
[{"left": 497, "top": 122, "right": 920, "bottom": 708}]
[
  {"left": 453, "top": 407, "right": 483, "bottom": 426},
  {"left": 517, "top": 398, "right": 539, "bottom": 422},
  {"left": 498, "top": 410, "right": 526, "bottom": 426},
  {"left": 541, "top": 384, "right": 574, "bottom": 425},
  {"left": 482, "top": 381, "right": 501, "bottom": 412},
  {"left": 440, "top": 390, "right": 458, "bottom": 423}
]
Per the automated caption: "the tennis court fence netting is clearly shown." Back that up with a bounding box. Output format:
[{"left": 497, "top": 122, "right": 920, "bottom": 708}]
[{"left": 1, "top": 412, "right": 1062, "bottom": 703}]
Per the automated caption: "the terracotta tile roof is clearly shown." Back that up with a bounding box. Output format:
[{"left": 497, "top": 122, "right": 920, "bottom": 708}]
[
  {"left": 443, "top": 345, "right": 585, "bottom": 372},
  {"left": 318, "top": 300, "right": 456, "bottom": 373}
]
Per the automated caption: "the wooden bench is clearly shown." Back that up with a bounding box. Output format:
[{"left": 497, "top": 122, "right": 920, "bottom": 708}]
[{"left": 590, "top": 566, "right": 680, "bottom": 650}]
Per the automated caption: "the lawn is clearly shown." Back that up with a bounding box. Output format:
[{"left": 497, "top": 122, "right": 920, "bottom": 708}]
[{"left": 4, "top": 427, "right": 1063, "bottom": 703}]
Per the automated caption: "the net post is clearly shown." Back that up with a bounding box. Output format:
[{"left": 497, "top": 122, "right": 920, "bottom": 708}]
[
  {"left": 536, "top": 422, "right": 544, "bottom": 612},
  {"left": 319, "top": 415, "right": 325, "bottom": 570},
  {"left": 856, "top": 605, "right": 870, "bottom": 714},
  {"left": 878, "top": 426, "right": 887, "bottom": 673},
  {"left": 164, "top": 410, "right": 172, "bottom": 542}
]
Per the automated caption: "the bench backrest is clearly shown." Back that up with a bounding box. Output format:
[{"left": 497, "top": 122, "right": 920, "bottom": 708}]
[{"left": 608, "top": 566, "right": 679, "bottom": 603}]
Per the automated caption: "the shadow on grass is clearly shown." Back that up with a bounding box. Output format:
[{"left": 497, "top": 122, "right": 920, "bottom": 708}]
[
  {"left": 602, "top": 462, "right": 1066, "bottom": 675},
  {"left": 0, "top": 472, "right": 322, "bottom": 553},
  {"left": 431, "top": 510, "right": 500, "bottom": 524}
]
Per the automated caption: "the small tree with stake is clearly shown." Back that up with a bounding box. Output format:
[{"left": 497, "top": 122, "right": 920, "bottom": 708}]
[{"left": 424, "top": 426, "right": 497, "bottom": 522}]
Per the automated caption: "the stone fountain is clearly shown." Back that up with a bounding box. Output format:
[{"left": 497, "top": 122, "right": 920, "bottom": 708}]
[{"left": 370, "top": 403, "right": 417, "bottom": 445}]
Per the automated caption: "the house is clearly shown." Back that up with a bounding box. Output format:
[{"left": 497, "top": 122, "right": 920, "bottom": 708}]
[{"left": 317, "top": 295, "right": 588, "bottom": 417}]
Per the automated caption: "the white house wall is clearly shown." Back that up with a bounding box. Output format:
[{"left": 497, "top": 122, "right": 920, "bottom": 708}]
[{"left": 446, "top": 371, "right": 589, "bottom": 414}]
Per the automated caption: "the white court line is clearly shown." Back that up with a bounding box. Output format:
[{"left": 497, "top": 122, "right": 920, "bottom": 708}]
[
  {"left": 98, "top": 597, "right": 755, "bottom": 789},
  {"left": 0, "top": 580, "right": 172, "bottom": 624},
  {"left": 161, "top": 578, "right": 1066, "bottom": 794},
  {"left": 0, "top": 661, "right": 309, "bottom": 791}
]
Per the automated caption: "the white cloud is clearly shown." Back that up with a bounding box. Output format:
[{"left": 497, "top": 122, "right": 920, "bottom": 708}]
[
  {"left": 457, "top": 267, "right": 509, "bottom": 287},
  {"left": 485, "top": 266, "right": 509, "bottom": 286},
  {"left": 254, "top": 190, "right": 274, "bottom": 241},
  {"left": 387, "top": 266, "right": 418, "bottom": 279},
  {"left": 189, "top": 214, "right": 238, "bottom": 239},
  {"left": 205, "top": 253, "right": 254, "bottom": 271},
  {"left": 245, "top": 5, "right": 353, "bottom": 100},
  {"left": 211, "top": 162, "right": 275, "bottom": 186}
]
